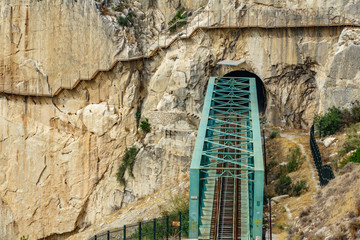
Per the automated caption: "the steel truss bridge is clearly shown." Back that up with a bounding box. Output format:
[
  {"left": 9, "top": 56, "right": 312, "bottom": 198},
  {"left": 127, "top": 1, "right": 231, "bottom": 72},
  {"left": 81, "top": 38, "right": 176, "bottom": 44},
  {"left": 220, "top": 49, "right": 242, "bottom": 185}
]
[{"left": 189, "top": 77, "right": 264, "bottom": 240}]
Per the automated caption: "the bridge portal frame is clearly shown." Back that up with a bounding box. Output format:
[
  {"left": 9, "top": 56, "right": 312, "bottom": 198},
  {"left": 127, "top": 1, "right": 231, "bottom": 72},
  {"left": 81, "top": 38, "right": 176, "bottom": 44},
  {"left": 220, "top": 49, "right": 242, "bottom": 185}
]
[{"left": 189, "top": 77, "right": 264, "bottom": 240}]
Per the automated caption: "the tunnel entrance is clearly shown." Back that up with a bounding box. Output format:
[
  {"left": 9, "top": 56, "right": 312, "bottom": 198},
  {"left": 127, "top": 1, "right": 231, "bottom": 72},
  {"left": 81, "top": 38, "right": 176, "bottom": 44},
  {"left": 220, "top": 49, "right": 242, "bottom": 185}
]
[{"left": 223, "top": 71, "right": 267, "bottom": 114}]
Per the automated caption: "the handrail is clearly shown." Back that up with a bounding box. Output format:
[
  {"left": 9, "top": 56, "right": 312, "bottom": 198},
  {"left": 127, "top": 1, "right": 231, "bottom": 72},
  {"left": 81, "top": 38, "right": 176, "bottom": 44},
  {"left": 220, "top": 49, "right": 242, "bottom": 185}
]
[
  {"left": 0, "top": 7, "right": 359, "bottom": 98},
  {"left": 310, "top": 125, "right": 335, "bottom": 186},
  {"left": 89, "top": 211, "right": 188, "bottom": 240}
]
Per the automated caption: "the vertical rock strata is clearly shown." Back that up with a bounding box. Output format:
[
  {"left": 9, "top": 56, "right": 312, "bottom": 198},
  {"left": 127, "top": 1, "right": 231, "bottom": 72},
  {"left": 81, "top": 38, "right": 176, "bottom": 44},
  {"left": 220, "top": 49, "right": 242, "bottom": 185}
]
[{"left": 0, "top": 0, "right": 359, "bottom": 239}]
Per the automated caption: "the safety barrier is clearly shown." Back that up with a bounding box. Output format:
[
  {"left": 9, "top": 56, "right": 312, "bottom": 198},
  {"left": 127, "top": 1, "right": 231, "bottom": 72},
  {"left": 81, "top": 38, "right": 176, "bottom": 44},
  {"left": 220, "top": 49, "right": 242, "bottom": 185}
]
[
  {"left": 89, "top": 211, "right": 188, "bottom": 240},
  {"left": 310, "top": 125, "right": 335, "bottom": 186}
]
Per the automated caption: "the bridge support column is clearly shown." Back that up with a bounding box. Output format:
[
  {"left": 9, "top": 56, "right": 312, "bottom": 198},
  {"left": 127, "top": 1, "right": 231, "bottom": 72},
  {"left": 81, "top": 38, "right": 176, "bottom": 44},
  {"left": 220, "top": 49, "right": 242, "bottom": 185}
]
[
  {"left": 252, "top": 171, "right": 264, "bottom": 239},
  {"left": 189, "top": 168, "right": 200, "bottom": 239}
]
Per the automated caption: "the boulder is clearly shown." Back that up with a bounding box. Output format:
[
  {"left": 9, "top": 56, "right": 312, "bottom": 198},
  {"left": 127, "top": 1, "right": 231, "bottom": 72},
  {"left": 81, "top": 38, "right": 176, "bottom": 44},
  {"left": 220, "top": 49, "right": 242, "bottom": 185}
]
[
  {"left": 323, "top": 137, "right": 336, "bottom": 147},
  {"left": 271, "top": 195, "right": 289, "bottom": 203}
]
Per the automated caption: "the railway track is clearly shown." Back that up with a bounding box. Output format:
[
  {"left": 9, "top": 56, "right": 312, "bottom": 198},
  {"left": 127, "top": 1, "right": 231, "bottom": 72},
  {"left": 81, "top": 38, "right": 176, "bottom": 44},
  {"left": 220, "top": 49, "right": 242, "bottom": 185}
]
[{"left": 209, "top": 88, "right": 248, "bottom": 240}]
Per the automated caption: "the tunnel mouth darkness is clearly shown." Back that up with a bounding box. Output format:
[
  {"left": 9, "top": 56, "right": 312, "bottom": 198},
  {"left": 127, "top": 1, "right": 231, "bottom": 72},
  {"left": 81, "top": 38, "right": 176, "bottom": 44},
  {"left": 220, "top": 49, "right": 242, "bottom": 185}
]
[{"left": 223, "top": 71, "right": 267, "bottom": 114}]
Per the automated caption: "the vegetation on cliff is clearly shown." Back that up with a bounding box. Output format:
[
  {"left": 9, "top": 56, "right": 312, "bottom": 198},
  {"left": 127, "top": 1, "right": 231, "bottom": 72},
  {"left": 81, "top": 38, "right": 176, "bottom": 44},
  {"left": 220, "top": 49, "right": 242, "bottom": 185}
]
[
  {"left": 314, "top": 103, "right": 360, "bottom": 137},
  {"left": 116, "top": 147, "right": 139, "bottom": 185}
]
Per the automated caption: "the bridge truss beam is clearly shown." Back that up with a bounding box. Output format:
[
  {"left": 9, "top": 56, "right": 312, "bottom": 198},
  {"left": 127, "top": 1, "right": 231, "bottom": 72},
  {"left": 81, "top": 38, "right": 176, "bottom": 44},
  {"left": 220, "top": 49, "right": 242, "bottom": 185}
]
[{"left": 189, "top": 77, "right": 264, "bottom": 240}]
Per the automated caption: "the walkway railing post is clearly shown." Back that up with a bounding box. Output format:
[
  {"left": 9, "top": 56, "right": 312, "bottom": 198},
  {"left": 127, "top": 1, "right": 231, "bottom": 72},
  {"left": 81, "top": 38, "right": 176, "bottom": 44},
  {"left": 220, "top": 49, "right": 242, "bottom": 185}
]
[
  {"left": 268, "top": 198, "right": 272, "bottom": 240},
  {"left": 179, "top": 212, "right": 182, "bottom": 239},
  {"left": 139, "top": 222, "right": 141, "bottom": 240},
  {"left": 153, "top": 218, "right": 156, "bottom": 239},
  {"left": 166, "top": 216, "right": 169, "bottom": 240},
  {"left": 124, "top": 225, "right": 126, "bottom": 240},
  {"left": 107, "top": 230, "right": 110, "bottom": 240}
]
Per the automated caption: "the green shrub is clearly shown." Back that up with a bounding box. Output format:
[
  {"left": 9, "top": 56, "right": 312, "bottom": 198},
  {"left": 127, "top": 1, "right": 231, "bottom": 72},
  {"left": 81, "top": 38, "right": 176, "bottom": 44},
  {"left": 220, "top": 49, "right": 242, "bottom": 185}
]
[
  {"left": 168, "top": 7, "right": 187, "bottom": 32},
  {"left": 128, "top": 193, "right": 189, "bottom": 239},
  {"left": 20, "top": 237, "right": 29, "bottom": 240},
  {"left": 338, "top": 135, "right": 360, "bottom": 157},
  {"left": 136, "top": 109, "right": 141, "bottom": 122},
  {"left": 276, "top": 224, "right": 285, "bottom": 230},
  {"left": 118, "top": 11, "right": 134, "bottom": 26},
  {"left": 290, "top": 180, "right": 309, "bottom": 197},
  {"left": 118, "top": 16, "right": 128, "bottom": 26},
  {"left": 278, "top": 165, "right": 288, "bottom": 178},
  {"left": 269, "top": 131, "right": 279, "bottom": 139},
  {"left": 116, "top": 147, "right": 139, "bottom": 185},
  {"left": 314, "top": 107, "right": 342, "bottom": 137},
  {"left": 287, "top": 146, "right": 304, "bottom": 173},
  {"left": 140, "top": 118, "right": 151, "bottom": 133},
  {"left": 266, "top": 159, "right": 278, "bottom": 170},
  {"left": 314, "top": 103, "right": 360, "bottom": 137},
  {"left": 112, "top": 4, "right": 123, "bottom": 12},
  {"left": 161, "top": 193, "right": 189, "bottom": 217},
  {"left": 351, "top": 105, "right": 360, "bottom": 123},
  {"left": 344, "top": 136, "right": 360, "bottom": 153},
  {"left": 348, "top": 148, "right": 360, "bottom": 163},
  {"left": 275, "top": 175, "right": 292, "bottom": 195}
]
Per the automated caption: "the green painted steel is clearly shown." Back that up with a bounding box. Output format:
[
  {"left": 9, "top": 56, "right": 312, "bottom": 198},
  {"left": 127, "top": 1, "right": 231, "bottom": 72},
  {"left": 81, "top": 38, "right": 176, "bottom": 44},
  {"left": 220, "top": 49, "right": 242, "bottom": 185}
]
[{"left": 189, "top": 77, "right": 264, "bottom": 240}]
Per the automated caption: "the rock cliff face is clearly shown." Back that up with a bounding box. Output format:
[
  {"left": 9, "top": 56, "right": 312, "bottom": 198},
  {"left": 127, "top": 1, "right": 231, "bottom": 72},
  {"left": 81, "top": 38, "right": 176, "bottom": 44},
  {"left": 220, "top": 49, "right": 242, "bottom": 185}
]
[{"left": 0, "top": 0, "right": 360, "bottom": 239}]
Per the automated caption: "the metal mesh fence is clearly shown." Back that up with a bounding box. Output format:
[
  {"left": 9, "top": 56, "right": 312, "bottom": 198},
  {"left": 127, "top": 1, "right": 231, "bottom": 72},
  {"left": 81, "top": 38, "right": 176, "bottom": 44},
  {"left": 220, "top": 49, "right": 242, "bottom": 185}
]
[
  {"left": 310, "top": 125, "right": 335, "bottom": 186},
  {"left": 89, "top": 211, "right": 189, "bottom": 240}
]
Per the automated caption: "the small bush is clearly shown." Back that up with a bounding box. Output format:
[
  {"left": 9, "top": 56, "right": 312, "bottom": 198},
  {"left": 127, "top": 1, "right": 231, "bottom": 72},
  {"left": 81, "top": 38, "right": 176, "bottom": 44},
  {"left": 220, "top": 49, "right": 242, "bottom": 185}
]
[
  {"left": 339, "top": 156, "right": 350, "bottom": 169},
  {"left": 118, "top": 16, "right": 127, "bottom": 26},
  {"left": 287, "top": 146, "right": 304, "bottom": 173},
  {"left": 269, "top": 131, "right": 279, "bottom": 139},
  {"left": 275, "top": 175, "right": 292, "bottom": 195},
  {"left": 112, "top": 4, "right": 123, "bottom": 12},
  {"left": 266, "top": 159, "right": 278, "bottom": 170},
  {"left": 128, "top": 193, "right": 190, "bottom": 239},
  {"left": 314, "top": 103, "right": 360, "bottom": 137},
  {"left": 116, "top": 147, "right": 139, "bottom": 185},
  {"left": 140, "top": 118, "right": 151, "bottom": 133},
  {"left": 348, "top": 148, "right": 360, "bottom": 163},
  {"left": 118, "top": 11, "right": 134, "bottom": 26},
  {"left": 299, "top": 208, "right": 311, "bottom": 218},
  {"left": 290, "top": 180, "right": 309, "bottom": 197},
  {"left": 351, "top": 105, "right": 360, "bottom": 122},
  {"left": 20, "top": 237, "right": 29, "bottom": 240},
  {"left": 168, "top": 7, "right": 187, "bottom": 32},
  {"left": 338, "top": 135, "right": 360, "bottom": 157},
  {"left": 276, "top": 223, "right": 285, "bottom": 230},
  {"left": 160, "top": 192, "right": 189, "bottom": 217},
  {"left": 344, "top": 137, "right": 360, "bottom": 153},
  {"left": 129, "top": 195, "right": 189, "bottom": 239},
  {"left": 314, "top": 107, "right": 342, "bottom": 137},
  {"left": 136, "top": 109, "right": 141, "bottom": 122}
]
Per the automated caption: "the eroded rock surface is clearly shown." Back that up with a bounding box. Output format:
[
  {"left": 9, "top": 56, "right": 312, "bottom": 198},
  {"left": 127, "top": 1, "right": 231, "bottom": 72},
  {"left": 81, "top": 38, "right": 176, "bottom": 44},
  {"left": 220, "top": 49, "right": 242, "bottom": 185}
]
[{"left": 0, "top": 0, "right": 360, "bottom": 239}]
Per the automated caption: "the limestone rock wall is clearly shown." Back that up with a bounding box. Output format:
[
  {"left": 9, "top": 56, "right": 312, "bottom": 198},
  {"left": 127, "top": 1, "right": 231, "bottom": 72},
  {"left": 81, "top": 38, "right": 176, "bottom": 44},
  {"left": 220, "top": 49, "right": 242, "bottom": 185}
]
[
  {"left": 322, "top": 28, "right": 360, "bottom": 111},
  {"left": 0, "top": 65, "right": 136, "bottom": 238},
  {"left": 0, "top": 0, "right": 149, "bottom": 95},
  {"left": 0, "top": 0, "right": 360, "bottom": 239}
]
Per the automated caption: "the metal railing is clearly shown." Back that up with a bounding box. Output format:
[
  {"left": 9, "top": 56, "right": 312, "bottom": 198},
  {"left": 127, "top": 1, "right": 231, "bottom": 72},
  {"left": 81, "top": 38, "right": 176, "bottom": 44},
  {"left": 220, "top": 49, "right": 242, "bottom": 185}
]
[
  {"left": 310, "top": 125, "right": 335, "bottom": 186},
  {"left": 0, "top": 6, "right": 359, "bottom": 97},
  {"left": 89, "top": 211, "right": 188, "bottom": 240}
]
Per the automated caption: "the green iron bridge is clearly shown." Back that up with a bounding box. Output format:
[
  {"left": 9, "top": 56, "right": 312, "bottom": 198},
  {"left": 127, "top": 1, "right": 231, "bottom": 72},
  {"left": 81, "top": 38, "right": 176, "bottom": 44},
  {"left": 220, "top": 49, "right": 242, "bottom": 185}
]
[{"left": 189, "top": 77, "right": 264, "bottom": 240}]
